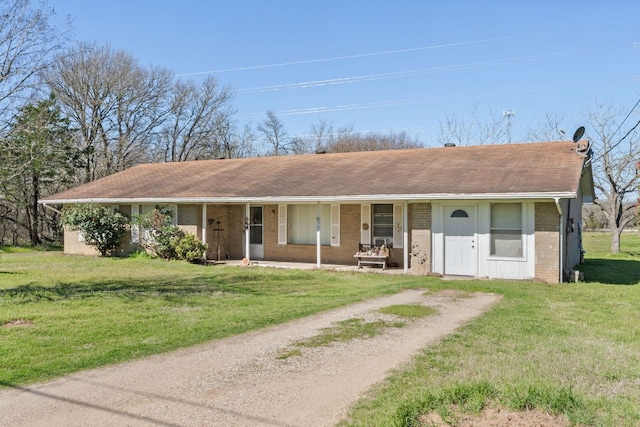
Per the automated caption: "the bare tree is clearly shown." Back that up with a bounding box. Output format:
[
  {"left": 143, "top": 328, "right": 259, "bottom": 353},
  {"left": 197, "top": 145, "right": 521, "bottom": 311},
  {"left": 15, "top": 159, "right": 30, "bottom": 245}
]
[
  {"left": 156, "top": 76, "right": 234, "bottom": 162},
  {"left": 437, "top": 114, "right": 475, "bottom": 147},
  {"left": 309, "top": 118, "right": 333, "bottom": 152},
  {"left": 523, "top": 113, "right": 568, "bottom": 142},
  {"left": 306, "top": 119, "right": 423, "bottom": 153},
  {"left": 436, "top": 105, "right": 507, "bottom": 146},
  {"left": 587, "top": 102, "right": 640, "bottom": 253},
  {"left": 234, "top": 124, "right": 258, "bottom": 158},
  {"left": 582, "top": 204, "right": 609, "bottom": 231},
  {"left": 0, "top": 0, "right": 68, "bottom": 123},
  {"left": 212, "top": 114, "right": 235, "bottom": 160},
  {"left": 43, "top": 43, "right": 172, "bottom": 182},
  {"left": 322, "top": 127, "right": 421, "bottom": 153},
  {"left": 257, "top": 111, "right": 291, "bottom": 156}
]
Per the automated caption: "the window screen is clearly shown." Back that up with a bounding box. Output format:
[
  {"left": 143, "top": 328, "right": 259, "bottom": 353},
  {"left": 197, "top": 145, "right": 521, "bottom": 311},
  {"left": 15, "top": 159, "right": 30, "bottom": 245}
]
[{"left": 490, "top": 203, "right": 522, "bottom": 257}]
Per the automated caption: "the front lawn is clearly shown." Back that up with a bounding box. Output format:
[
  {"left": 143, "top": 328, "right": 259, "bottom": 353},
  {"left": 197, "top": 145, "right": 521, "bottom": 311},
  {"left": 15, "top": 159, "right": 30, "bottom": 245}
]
[
  {"left": 341, "top": 232, "right": 640, "bottom": 426},
  {"left": 0, "top": 251, "right": 424, "bottom": 386},
  {"left": 1, "top": 231, "right": 639, "bottom": 425}
]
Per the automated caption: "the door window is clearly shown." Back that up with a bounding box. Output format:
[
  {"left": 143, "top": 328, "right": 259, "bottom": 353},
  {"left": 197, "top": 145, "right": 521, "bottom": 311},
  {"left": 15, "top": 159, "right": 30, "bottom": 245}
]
[{"left": 250, "top": 206, "right": 263, "bottom": 245}]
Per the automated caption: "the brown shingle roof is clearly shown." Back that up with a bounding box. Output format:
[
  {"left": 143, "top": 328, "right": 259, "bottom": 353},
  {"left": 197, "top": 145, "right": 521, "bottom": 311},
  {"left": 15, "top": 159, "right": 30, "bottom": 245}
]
[{"left": 41, "top": 141, "right": 590, "bottom": 203}]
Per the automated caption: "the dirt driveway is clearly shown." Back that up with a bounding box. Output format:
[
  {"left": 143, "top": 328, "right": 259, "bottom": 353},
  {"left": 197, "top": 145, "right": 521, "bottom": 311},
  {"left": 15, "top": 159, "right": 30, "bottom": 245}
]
[{"left": 0, "top": 289, "right": 500, "bottom": 426}]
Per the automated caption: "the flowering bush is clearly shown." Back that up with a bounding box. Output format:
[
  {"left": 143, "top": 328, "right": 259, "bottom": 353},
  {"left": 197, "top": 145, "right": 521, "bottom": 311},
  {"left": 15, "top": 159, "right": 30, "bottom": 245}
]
[
  {"left": 135, "top": 208, "right": 206, "bottom": 262},
  {"left": 61, "top": 204, "right": 129, "bottom": 256}
]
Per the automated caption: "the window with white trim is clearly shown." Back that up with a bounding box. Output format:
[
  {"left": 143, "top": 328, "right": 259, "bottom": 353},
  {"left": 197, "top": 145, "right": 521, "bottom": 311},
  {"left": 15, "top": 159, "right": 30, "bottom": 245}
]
[
  {"left": 372, "top": 204, "right": 393, "bottom": 247},
  {"left": 490, "top": 203, "right": 522, "bottom": 257},
  {"left": 288, "top": 205, "right": 331, "bottom": 245}
]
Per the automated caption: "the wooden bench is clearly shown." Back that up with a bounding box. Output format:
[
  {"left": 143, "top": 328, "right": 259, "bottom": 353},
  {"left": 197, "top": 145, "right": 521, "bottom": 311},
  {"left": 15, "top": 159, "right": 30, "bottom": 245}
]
[{"left": 354, "top": 244, "right": 389, "bottom": 270}]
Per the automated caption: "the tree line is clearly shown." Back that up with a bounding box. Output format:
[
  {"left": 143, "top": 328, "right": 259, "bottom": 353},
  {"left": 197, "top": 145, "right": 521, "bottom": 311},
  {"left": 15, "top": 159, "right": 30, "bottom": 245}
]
[{"left": 0, "top": 0, "right": 637, "bottom": 252}]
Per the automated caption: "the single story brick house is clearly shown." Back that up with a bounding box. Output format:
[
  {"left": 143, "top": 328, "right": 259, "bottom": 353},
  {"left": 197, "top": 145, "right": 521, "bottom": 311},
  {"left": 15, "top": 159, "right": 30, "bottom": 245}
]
[{"left": 40, "top": 141, "right": 594, "bottom": 283}]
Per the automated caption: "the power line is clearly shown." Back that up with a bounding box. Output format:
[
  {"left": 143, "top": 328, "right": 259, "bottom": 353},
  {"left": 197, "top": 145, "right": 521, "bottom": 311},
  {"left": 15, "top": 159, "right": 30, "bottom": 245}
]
[
  {"left": 238, "top": 76, "right": 636, "bottom": 119},
  {"left": 177, "top": 35, "right": 537, "bottom": 76},
  {"left": 236, "top": 54, "right": 558, "bottom": 94},
  {"left": 236, "top": 46, "right": 631, "bottom": 94},
  {"left": 609, "top": 98, "right": 640, "bottom": 142},
  {"left": 592, "top": 97, "right": 640, "bottom": 162}
]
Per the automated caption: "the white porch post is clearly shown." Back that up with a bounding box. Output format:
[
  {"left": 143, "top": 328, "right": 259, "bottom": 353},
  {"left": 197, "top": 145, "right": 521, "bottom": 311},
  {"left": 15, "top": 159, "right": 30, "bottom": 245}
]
[
  {"left": 554, "top": 197, "right": 564, "bottom": 283},
  {"left": 245, "top": 202, "right": 251, "bottom": 260},
  {"left": 201, "top": 204, "right": 207, "bottom": 260},
  {"left": 403, "top": 201, "right": 409, "bottom": 273},
  {"left": 316, "top": 202, "right": 321, "bottom": 268}
]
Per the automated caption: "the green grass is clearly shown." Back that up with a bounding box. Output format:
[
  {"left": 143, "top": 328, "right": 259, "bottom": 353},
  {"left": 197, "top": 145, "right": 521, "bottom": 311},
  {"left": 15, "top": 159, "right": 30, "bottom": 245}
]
[
  {"left": 580, "top": 231, "right": 640, "bottom": 284},
  {"left": 340, "top": 232, "right": 640, "bottom": 426},
  {"left": 2, "top": 232, "right": 640, "bottom": 426},
  {"left": 277, "top": 317, "right": 406, "bottom": 359},
  {"left": 0, "top": 250, "right": 426, "bottom": 386},
  {"left": 304, "top": 318, "right": 405, "bottom": 347},
  {"left": 276, "top": 303, "right": 434, "bottom": 359},
  {"left": 379, "top": 304, "right": 437, "bottom": 319}
]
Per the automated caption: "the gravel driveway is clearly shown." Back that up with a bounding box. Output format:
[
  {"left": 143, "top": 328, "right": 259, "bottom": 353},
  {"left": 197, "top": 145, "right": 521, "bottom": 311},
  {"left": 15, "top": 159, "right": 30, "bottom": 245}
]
[{"left": 0, "top": 289, "right": 500, "bottom": 426}]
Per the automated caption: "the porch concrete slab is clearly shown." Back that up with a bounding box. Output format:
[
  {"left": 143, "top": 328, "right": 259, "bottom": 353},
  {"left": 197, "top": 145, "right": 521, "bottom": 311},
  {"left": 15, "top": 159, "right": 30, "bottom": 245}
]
[{"left": 205, "top": 260, "right": 407, "bottom": 275}]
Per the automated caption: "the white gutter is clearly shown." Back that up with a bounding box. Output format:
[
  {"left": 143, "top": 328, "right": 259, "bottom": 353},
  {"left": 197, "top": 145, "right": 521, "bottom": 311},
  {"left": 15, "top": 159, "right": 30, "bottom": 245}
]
[
  {"left": 554, "top": 197, "right": 564, "bottom": 283},
  {"left": 39, "top": 192, "right": 579, "bottom": 206}
]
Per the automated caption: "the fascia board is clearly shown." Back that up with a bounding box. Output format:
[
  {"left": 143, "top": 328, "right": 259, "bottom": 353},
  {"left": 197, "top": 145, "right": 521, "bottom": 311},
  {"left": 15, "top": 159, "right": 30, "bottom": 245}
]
[{"left": 39, "top": 191, "right": 577, "bottom": 206}]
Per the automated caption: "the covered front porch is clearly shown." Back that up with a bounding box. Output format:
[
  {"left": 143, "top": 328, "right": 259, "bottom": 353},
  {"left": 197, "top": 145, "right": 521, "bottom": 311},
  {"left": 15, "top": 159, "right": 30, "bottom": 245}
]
[{"left": 198, "top": 202, "right": 411, "bottom": 273}]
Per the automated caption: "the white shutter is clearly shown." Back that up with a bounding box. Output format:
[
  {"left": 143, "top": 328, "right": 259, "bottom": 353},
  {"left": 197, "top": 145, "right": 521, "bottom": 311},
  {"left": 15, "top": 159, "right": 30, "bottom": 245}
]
[
  {"left": 393, "top": 203, "right": 404, "bottom": 249},
  {"left": 361, "top": 204, "right": 371, "bottom": 244},
  {"left": 330, "top": 204, "right": 340, "bottom": 247},
  {"left": 131, "top": 204, "right": 140, "bottom": 243},
  {"left": 278, "top": 204, "right": 287, "bottom": 245}
]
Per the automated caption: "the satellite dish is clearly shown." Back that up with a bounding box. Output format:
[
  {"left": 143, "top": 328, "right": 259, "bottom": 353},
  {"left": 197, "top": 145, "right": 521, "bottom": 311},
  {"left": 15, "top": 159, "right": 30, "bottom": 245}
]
[{"left": 572, "top": 126, "right": 585, "bottom": 143}]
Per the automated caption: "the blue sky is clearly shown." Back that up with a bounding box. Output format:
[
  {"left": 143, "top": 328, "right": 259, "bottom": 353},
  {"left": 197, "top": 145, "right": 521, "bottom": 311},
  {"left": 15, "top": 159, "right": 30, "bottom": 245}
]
[{"left": 48, "top": 1, "right": 640, "bottom": 145}]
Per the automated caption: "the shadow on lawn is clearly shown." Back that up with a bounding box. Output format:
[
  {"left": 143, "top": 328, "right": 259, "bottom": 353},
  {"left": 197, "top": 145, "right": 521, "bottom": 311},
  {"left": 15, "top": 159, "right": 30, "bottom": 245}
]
[
  {"left": 580, "top": 258, "right": 640, "bottom": 285},
  {"left": 0, "top": 273, "right": 270, "bottom": 303}
]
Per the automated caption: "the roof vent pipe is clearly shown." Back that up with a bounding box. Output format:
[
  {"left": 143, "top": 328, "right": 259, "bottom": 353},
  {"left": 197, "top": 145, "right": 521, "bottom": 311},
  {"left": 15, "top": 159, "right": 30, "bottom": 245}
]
[{"left": 444, "top": 143, "right": 456, "bottom": 147}]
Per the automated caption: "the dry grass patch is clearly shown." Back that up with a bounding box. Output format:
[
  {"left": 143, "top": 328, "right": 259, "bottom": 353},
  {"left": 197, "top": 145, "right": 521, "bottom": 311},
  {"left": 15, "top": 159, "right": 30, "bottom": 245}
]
[
  {"left": 421, "top": 407, "right": 569, "bottom": 427},
  {"left": 379, "top": 304, "right": 437, "bottom": 319},
  {"left": 2, "top": 319, "right": 33, "bottom": 328},
  {"left": 277, "top": 317, "right": 405, "bottom": 359},
  {"left": 435, "top": 289, "right": 473, "bottom": 299}
]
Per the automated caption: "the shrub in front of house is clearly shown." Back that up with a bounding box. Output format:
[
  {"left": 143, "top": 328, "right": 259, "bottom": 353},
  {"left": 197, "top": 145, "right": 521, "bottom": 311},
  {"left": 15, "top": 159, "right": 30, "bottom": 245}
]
[
  {"left": 135, "top": 208, "right": 206, "bottom": 262},
  {"left": 173, "top": 232, "right": 207, "bottom": 262},
  {"left": 61, "top": 204, "right": 129, "bottom": 256}
]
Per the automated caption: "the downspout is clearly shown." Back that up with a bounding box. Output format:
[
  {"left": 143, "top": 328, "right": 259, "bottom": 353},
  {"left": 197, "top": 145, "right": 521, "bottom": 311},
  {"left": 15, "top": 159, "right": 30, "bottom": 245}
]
[{"left": 554, "top": 197, "right": 563, "bottom": 283}]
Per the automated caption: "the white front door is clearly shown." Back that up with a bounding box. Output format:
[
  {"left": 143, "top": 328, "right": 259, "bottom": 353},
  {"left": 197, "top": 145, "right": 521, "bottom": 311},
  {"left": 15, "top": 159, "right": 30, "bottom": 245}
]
[
  {"left": 444, "top": 206, "right": 476, "bottom": 276},
  {"left": 249, "top": 206, "right": 264, "bottom": 259}
]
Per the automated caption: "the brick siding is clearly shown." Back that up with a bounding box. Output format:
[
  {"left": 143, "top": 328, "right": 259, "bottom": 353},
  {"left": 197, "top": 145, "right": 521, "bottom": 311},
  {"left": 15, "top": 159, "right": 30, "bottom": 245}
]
[
  {"left": 409, "top": 203, "right": 431, "bottom": 275},
  {"left": 534, "top": 202, "right": 560, "bottom": 282}
]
